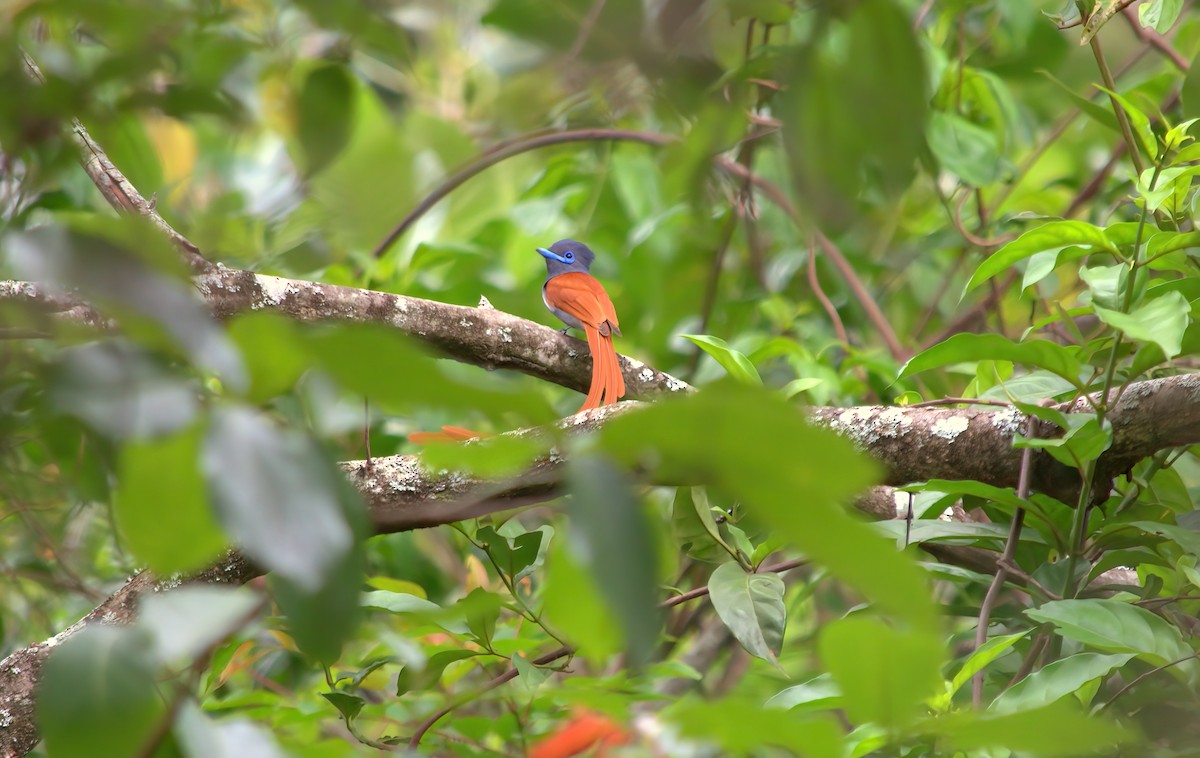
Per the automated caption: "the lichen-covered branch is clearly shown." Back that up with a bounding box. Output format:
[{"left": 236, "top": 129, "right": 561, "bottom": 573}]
[{"left": 7, "top": 373, "right": 1196, "bottom": 757}]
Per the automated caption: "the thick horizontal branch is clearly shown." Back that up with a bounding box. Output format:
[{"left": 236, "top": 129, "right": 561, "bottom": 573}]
[
  {"left": 1, "top": 272, "right": 689, "bottom": 401},
  {"left": 808, "top": 374, "right": 1200, "bottom": 503},
  {"left": 9, "top": 372, "right": 1193, "bottom": 756}
]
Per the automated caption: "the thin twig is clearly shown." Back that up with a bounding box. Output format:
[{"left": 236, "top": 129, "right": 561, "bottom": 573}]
[
  {"left": 1097, "top": 653, "right": 1200, "bottom": 710},
  {"left": 972, "top": 443, "right": 1033, "bottom": 707},
  {"left": 1120, "top": 6, "right": 1188, "bottom": 71},
  {"left": 408, "top": 647, "right": 571, "bottom": 748},
  {"left": 812, "top": 231, "right": 906, "bottom": 362}
]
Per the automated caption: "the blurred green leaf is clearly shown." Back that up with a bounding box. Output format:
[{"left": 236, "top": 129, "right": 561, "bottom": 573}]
[
  {"left": 708, "top": 561, "right": 786, "bottom": 666},
  {"left": 420, "top": 434, "right": 550, "bottom": 478},
  {"left": 925, "top": 700, "right": 1135, "bottom": 755},
  {"left": 50, "top": 341, "right": 199, "bottom": 440},
  {"left": 39, "top": 625, "right": 165, "bottom": 758},
  {"left": 542, "top": 537, "right": 623, "bottom": 664},
  {"left": 115, "top": 423, "right": 227, "bottom": 575},
  {"left": 139, "top": 585, "right": 259, "bottom": 665},
  {"left": 396, "top": 649, "right": 482, "bottom": 695},
  {"left": 928, "top": 111, "right": 1004, "bottom": 186},
  {"left": 782, "top": 0, "right": 928, "bottom": 227},
  {"left": 565, "top": 455, "right": 661, "bottom": 668},
  {"left": 600, "top": 386, "right": 937, "bottom": 631},
  {"left": 666, "top": 696, "right": 845, "bottom": 758},
  {"left": 298, "top": 65, "right": 356, "bottom": 176},
  {"left": 819, "top": 616, "right": 945, "bottom": 729},
  {"left": 203, "top": 405, "right": 357, "bottom": 592}
]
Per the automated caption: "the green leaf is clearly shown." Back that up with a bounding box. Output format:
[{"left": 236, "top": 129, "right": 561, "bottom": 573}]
[
  {"left": 941, "top": 631, "right": 1030, "bottom": 706},
  {"left": 115, "top": 423, "right": 228, "bottom": 575},
  {"left": 298, "top": 65, "right": 356, "bottom": 176},
  {"left": 226, "top": 313, "right": 311, "bottom": 402},
  {"left": 321, "top": 691, "right": 365, "bottom": 722},
  {"left": 1182, "top": 52, "right": 1200, "bottom": 116},
  {"left": 928, "top": 111, "right": 1004, "bottom": 186},
  {"left": 925, "top": 700, "right": 1136, "bottom": 755},
  {"left": 565, "top": 455, "right": 661, "bottom": 668},
  {"left": 1096, "top": 87, "right": 1157, "bottom": 161},
  {"left": 900, "top": 333, "right": 1082, "bottom": 385},
  {"left": 681, "top": 334, "right": 762, "bottom": 385},
  {"left": 460, "top": 587, "right": 502, "bottom": 648},
  {"left": 666, "top": 697, "right": 845, "bottom": 758},
  {"left": 965, "top": 221, "right": 1112, "bottom": 291},
  {"left": 1026, "top": 599, "right": 1200, "bottom": 682},
  {"left": 1093, "top": 291, "right": 1190, "bottom": 358},
  {"left": 420, "top": 434, "right": 550, "bottom": 478},
  {"left": 766, "top": 674, "right": 842, "bottom": 712},
  {"left": 819, "top": 616, "right": 946, "bottom": 729},
  {"left": 671, "top": 487, "right": 735, "bottom": 563},
  {"left": 708, "top": 561, "right": 787, "bottom": 666},
  {"left": 1139, "top": 0, "right": 1183, "bottom": 37},
  {"left": 203, "top": 405, "right": 356, "bottom": 592},
  {"left": 1015, "top": 414, "right": 1112, "bottom": 468},
  {"left": 138, "top": 586, "right": 261, "bottom": 664},
  {"left": 38, "top": 626, "right": 166, "bottom": 758},
  {"left": 271, "top": 543, "right": 364, "bottom": 664},
  {"left": 475, "top": 525, "right": 546, "bottom": 583},
  {"left": 396, "top": 649, "right": 482, "bottom": 695},
  {"left": 781, "top": 0, "right": 927, "bottom": 228},
  {"left": 991, "top": 653, "right": 1134, "bottom": 714},
  {"left": 542, "top": 531, "right": 623, "bottom": 664},
  {"left": 361, "top": 591, "right": 441, "bottom": 615},
  {"left": 600, "top": 386, "right": 938, "bottom": 631}
]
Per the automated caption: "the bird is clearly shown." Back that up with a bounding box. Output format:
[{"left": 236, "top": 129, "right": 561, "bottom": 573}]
[{"left": 537, "top": 239, "right": 626, "bottom": 412}]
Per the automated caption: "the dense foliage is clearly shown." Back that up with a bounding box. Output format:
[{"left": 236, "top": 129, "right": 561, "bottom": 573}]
[{"left": 5, "top": 0, "right": 1200, "bottom": 755}]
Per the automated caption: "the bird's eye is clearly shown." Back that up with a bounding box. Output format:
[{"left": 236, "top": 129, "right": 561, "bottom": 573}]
[{"left": 564, "top": 251, "right": 574, "bottom": 261}]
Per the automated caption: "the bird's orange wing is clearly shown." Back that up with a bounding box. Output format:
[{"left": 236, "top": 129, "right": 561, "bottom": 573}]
[
  {"left": 544, "top": 272, "right": 620, "bottom": 334},
  {"left": 545, "top": 272, "right": 625, "bottom": 410}
]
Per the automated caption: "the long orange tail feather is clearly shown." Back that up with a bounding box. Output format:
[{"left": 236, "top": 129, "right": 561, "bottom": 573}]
[
  {"left": 407, "top": 425, "right": 484, "bottom": 444},
  {"left": 579, "top": 325, "right": 606, "bottom": 411}
]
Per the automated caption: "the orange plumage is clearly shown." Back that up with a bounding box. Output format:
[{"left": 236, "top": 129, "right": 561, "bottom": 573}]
[{"left": 542, "top": 270, "right": 625, "bottom": 412}]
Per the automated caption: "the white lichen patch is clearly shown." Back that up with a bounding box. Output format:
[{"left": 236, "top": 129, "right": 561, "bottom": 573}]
[
  {"left": 459, "top": 318, "right": 473, "bottom": 328},
  {"left": 395, "top": 297, "right": 410, "bottom": 313},
  {"left": 498, "top": 326, "right": 512, "bottom": 343},
  {"left": 991, "top": 407, "right": 1023, "bottom": 437},
  {"left": 639, "top": 367, "right": 655, "bottom": 382},
  {"left": 567, "top": 348, "right": 578, "bottom": 358},
  {"left": 831, "top": 407, "right": 888, "bottom": 447},
  {"left": 254, "top": 275, "right": 295, "bottom": 309},
  {"left": 663, "top": 375, "right": 690, "bottom": 392},
  {"left": 874, "top": 407, "right": 912, "bottom": 438},
  {"left": 0, "top": 708, "right": 12, "bottom": 728},
  {"left": 930, "top": 415, "right": 970, "bottom": 441}
]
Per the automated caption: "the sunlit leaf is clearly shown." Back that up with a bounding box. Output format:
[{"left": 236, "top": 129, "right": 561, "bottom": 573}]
[
  {"left": 925, "top": 700, "right": 1135, "bottom": 755},
  {"left": 900, "top": 333, "right": 1082, "bottom": 385},
  {"left": 681, "top": 334, "right": 762, "bottom": 385},
  {"left": 965, "top": 220, "right": 1113, "bottom": 291},
  {"left": 1093, "top": 291, "right": 1190, "bottom": 358}
]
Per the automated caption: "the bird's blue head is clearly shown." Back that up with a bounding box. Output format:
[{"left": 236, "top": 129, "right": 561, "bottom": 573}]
[{"left": 537, "top": 239, "right": 596, "bottom": 277}]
